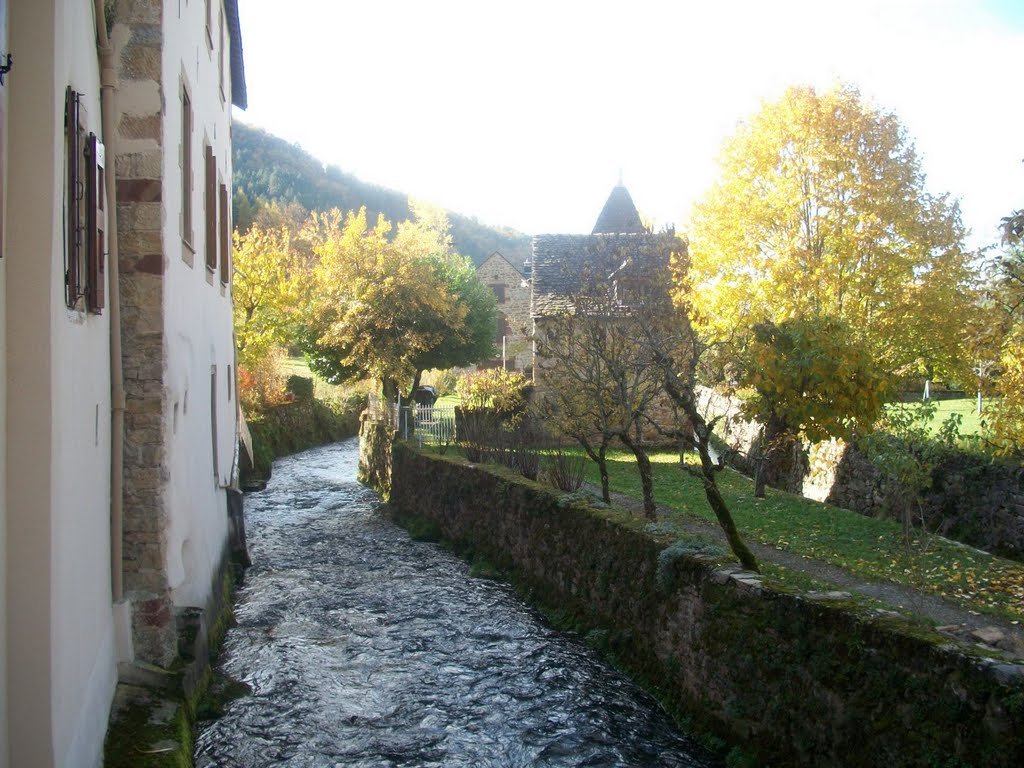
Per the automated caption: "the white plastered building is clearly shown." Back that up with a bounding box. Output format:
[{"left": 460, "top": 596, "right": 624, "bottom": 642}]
[{"left": 1, "top": 1, "right": 246, "bottom": 765}]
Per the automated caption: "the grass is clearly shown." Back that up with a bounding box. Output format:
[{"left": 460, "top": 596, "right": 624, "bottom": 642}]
[
  {"left": 579, "top": 448, "right": 1024, "bottom": 624},
  {"left": 921, "top": 396, "right": 987, "bottom": 438},
  {"left": 278, "top": 355, "right": 370, "bottom": 403}
]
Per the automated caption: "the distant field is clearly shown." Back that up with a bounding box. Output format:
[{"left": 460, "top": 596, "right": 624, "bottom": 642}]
[
  {"left": 919, "top": 396, "right": 987, "bottom": 437},
  {"left": 278, "top": 356, "right": 368, "bottom": 402}
]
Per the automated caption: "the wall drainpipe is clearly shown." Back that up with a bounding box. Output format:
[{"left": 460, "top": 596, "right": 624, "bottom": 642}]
[{"left": 94, "top": 1, "right": 125, "bottom": 603}]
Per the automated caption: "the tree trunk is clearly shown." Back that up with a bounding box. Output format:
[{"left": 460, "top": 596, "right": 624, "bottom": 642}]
[
  {"left": 619, "top": 431, "right": 656, "bottom": 520},
  {"left": 598, "top": 444, "right": 610, "bottom": 503},
  {"left": 405, "top": 369, "right": 423, "bottom": 405},
  {"left": 653, "top": 355, "right": 759, "bottom": 572},
  {"left": 754, "top": 456, "right": 768, "bottom": 499},
  {"left": 582, "top": 437, "right": 613, "bottom": 504}
]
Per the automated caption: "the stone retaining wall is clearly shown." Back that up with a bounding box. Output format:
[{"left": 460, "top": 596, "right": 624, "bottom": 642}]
[
  {"left": 699, "top": 389, "right": 1024, "bottom": 560},
  {"left": 361, "top": 423, "right": 1024, "bottom": 767}
]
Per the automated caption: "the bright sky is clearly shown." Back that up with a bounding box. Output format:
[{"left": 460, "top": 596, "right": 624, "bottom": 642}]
[{"left": 236, "top": 0, "right": 1024, "bottom": 249}]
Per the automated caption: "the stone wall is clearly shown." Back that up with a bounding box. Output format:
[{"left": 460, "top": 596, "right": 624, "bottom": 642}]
[
  {"left": 114, "top": 0, "right": 177, "bottom": 666},
  {"left": 699, "top": 388, "right": 1024, "bottom": 561},
  {"left": 368, "top": 435, "right": 1024, "bottom": 767}
]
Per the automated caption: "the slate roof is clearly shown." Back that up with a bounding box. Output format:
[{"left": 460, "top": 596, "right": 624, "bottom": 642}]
[
  {"left": 226, "top": 0, "right": 248, "bottom": 109},
  {"left": 592, "top": 184, "right": 645, "bottom": 234},
  {"left": 531, "top": 233, "right": 674, "bottom": 317}
]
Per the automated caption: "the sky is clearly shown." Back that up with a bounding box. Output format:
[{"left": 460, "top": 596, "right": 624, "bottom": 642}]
[{"left": 235, "top": 0, "right": 1024, "bottom": 249}]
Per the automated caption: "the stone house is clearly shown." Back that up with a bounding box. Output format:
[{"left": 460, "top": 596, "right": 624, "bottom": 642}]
[
  {"left": 1, "top": 1, "right": 245, "bottom": 765},
  {"left": 530, "top": 183, "right": 682, "bottom": 442},
  {"left": 475, "top": 251, "right": 533, "bottom": 373}
]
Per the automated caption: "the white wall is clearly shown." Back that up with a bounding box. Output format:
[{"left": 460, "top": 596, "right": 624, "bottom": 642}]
[
  {"left": 5, "top": 1, "right": 117, "bottom": 766},
  {"left": 161, "top": 0, "right": 237, "bottom": 609},
  {"left": 0, "top": 0, "right": 8, "bottom": 759}
]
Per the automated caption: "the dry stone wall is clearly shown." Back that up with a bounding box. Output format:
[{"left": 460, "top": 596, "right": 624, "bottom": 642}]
[
  {"left": 362, "top": 428, "right": 1024, "bottom": 767},
  {"left": 699, "top": 388, "right": 1024, "bottom": 560}
]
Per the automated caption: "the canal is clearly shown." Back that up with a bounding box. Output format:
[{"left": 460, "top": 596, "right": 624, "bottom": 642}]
[{"left": 195, "top": 439, "right": 720, "bottom": 767}]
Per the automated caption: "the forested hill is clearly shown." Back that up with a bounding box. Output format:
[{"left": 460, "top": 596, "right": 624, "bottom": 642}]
[{"left": 232, "top": 122, "right": 532, "bottom": 269}]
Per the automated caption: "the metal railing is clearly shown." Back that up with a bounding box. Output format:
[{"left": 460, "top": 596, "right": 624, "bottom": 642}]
[{"left": 366, "top": 393, "right": 456, "bottom": 447}]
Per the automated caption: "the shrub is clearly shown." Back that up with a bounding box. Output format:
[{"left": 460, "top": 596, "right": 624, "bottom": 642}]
[
  {"left": 238, "top": 349, "right": 289, "bottom": 412},
  {"left": 545, "top": 447, "right": 586, "bottom": 492},
  {"left": 456, "top": 368, "right": 529, "bottom": 416}
]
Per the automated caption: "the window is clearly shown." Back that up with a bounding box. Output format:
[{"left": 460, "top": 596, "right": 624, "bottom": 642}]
[
  {"left": 205, "top": 0, "right": 214, "bottom": 50},
  {"left": 65, "top": 87, "right": 106, "bottom": 313},
  {"left": 495, "top": 313, "right": 511, "bottom": 345},
  {"left": 210, "top": 365, "right": 219, "bottom": 480},
  {"left": 219, "top": 182, "right": 230, "bottom": 285},
  {"left": 489, "top": 283, "right": 506, "bottom": 303},
  {"left": 205, "top": 145, "right": 217, "bottom": 273},
  {"left": 181, "top": 85, "right": 193, "bottom": 251},
  {"left": 218, "top": 5, "right": 226, "bottom": 101}
]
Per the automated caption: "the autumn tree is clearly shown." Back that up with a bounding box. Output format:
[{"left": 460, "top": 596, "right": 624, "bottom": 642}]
[
  {"left": 233, "top": 223, "right": 303, "bottom": 369},
  {"left": 299, "top": 206, "right": 497, "bottom": 400},
  {"left": 736, "top": 316, "right": 888, "bottom": 497},
  {"left": 985, "top": 219, "right": 1024, "bottom": 456},
  {"left": 633, "top": 236, "right": 761, "bottom": 572},
  {"left": 690, "top": 83, "right": 975, "bottom": 387}
]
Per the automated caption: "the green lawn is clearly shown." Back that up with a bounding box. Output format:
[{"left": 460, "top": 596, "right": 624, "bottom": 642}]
[
  {"left": 921, "top": 396, "right": 987, "bottom": 438},
  {"left": 580, "top": 449, "right": 1024, "bottom": 623},
  {"left": 278, "top": 356, "right": 368, "bottom": 403}
]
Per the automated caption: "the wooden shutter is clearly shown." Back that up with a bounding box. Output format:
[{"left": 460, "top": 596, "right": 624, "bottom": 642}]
[
  {"left": 65, "top": 86, "right": 82, "bottom": 307},
  {"left": 85, "top": 133, "right": 105, "bottom": 312},
  {"left": 205, "top": 145, "right": 216, "bottom": 272},
  {"left": 219, "top": 183, "right": 229, "bottom": 285}
]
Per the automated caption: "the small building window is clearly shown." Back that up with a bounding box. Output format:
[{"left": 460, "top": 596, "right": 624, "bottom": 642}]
[
  {"left": 210, "top": 365, "right": 219, "bottom": 480},
  {"left": 218, "top": 5, "right": 226, "bottom": 101},
  {"left": 205, "top": 0, "right": 214, "bottom": 50},
  {"left": 181, "top": 85, "right": 194, "bottom": 251},
  {"left": 489, "top": 283, "right": 506, "bottom": 303},
  {"left": 219, "top": 182, "right": 230, "bottom": 285},
  {"left": 205, "top": 145, "right": 217, "bottom": 273}
]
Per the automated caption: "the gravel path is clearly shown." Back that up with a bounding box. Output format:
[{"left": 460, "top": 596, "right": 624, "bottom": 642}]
[{"left": 595, "top": 486, "right": 1024, "bottom": 661}]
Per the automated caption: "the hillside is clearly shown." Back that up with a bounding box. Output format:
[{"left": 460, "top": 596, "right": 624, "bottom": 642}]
[{"left": 232, "top": 122, "right": 532, "bottom": 269}]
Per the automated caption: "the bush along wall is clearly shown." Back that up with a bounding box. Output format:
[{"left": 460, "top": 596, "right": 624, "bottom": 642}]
[
  {"left": 240, "top": 388, "right": 366, "bottom": 489},
  {"left": 363, "top": 432, "right": 1024, "bottom": 768}
]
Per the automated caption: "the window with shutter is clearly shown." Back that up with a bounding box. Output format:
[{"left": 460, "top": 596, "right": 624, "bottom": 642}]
[
  {"left": 65, "top": 88, "right": 105, "bottom": 313},
  {"left": 205, "top": 145, "right": 217, "bottom": 273},
  {"left": 219, "top": 182, "right": 230, "bottom": 285}
]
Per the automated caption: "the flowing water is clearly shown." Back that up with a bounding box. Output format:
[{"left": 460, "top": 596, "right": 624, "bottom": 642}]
[{"left": 195, "top": 439, "right": 720, "bottom": 767}]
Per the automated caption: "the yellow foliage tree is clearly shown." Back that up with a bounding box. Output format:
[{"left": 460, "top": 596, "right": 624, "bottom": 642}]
[
  {"left": 233, "top": 223, "right": 303, "bottom": 369},
  {"left": 689, "top": 83, "right": 975, "bottom": 386},
  {"left": 299, "top": 207, "right": 496, "bottom": 401},
  {"left": 737, "top": 316, "right": 889, "bottom": 496}
]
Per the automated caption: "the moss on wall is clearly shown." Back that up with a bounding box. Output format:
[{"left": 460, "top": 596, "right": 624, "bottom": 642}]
[{"left": 366, "top": 435, "right": 1024, "bottom": 767}]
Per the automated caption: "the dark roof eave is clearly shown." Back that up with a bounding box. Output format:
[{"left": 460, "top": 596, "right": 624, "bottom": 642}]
[{"left": 225, "top": 0, "right": 247, "bottom": 109}]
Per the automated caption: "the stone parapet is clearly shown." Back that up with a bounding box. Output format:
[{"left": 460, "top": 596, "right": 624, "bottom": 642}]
[{"left": 375, "top": 442, "right": 1024, "bottom": 767}]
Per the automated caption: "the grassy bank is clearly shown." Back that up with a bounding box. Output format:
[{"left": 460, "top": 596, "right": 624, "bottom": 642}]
[{"left": 577, "top": 448, "right": 1023, "bottom": 623}]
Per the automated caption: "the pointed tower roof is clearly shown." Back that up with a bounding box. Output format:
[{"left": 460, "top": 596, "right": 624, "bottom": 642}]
[{"left": 592, "top": 183, "right": 645, "bottom": 234}]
